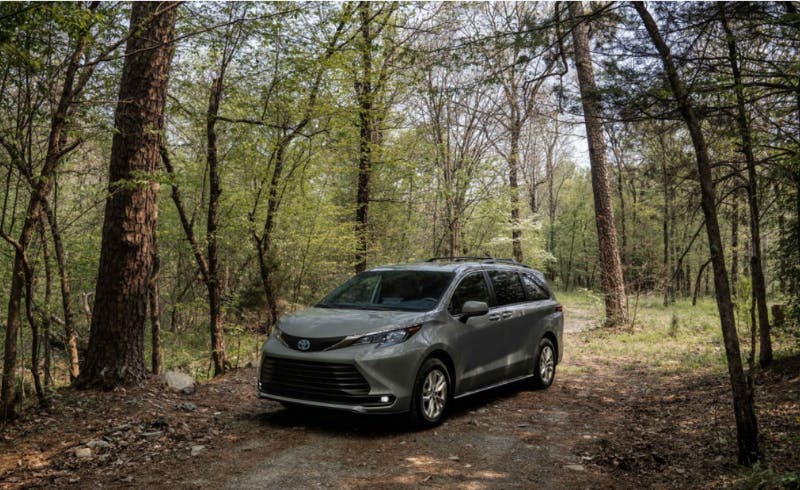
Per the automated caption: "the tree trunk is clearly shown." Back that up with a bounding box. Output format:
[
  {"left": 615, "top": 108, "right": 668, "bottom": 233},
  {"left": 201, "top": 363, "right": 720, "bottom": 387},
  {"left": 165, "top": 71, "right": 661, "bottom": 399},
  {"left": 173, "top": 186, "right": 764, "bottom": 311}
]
[
  {"left": 509, "top": 122, "right": 523, "bottom": 262},
  {"left": 206, "top": 74, "right": 228, "bottom": 376},
  {"left": 633, "top": 1, "right": 759, "bottom": 465},
  {"left": 613, "top": 140, "right": 628, "bottom": 272},
  {"left": 40, "top": 217, "right": 53, "bottom": 389},
  {"left": 569, "top": 1, "right": 628, "bottom": 326},
  {"left": 355, "top": 1, "right": 376, "bottom": 274},
  {"left": 661, "top": 139, "right": 672, "bottom": 306},
  {"left": 23, "top": 255, "right": 45, "bottom": 407},
  {"left": 692, "top": 259, "right": 711, "bottom": 306},
  {"left": 78, "top": 2, "right": 177, "bottom": 389},
  {"left": 149, "top": 238, "right": 162, "bottom": 375},
  {"left": 43, "top": 199, "right": 80, "bottom": 381},
  {"left": 731, "top": 192, "right": 739, "bottom": 296},
  {"left": 256, "top": 142, "right": 285, "bottom": 328},
  {"left": 720, "top": 10, "right": 772, "bottom": 367}
]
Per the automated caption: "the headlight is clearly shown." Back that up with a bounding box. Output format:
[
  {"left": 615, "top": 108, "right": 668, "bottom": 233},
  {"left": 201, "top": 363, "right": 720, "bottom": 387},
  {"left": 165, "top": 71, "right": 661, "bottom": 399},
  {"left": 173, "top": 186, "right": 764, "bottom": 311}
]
[
  {"left": 271, "top": 327, "right": 286, "bottom": 346},
  {"left": 353, "top": 324, "right": 422, "bottom": 348}
]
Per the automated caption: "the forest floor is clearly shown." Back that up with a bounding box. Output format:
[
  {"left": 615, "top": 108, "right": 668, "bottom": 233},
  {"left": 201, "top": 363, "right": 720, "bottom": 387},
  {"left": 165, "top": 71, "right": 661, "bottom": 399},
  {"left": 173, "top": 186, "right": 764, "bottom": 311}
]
[{"left": 1, "top": 298, "right": 799, "bottom": 489}]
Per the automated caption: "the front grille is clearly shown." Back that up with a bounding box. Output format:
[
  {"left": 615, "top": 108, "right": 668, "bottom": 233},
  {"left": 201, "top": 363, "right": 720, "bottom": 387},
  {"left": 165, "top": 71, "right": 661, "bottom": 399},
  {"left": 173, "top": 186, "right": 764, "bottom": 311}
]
[
  {"left": 280, "top": 332, "right": 346, "bottom": 352},
  {"left": 260, "top": 357, "right": 375, "bottom": 404}
]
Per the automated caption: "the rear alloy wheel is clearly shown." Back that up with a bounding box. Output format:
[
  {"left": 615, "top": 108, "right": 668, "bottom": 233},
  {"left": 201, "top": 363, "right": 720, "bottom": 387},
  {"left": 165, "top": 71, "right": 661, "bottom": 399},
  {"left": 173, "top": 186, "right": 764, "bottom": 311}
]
[
  {"left": 531, "top": 338, "right": 556, "bottom": 389},
  {"left": 409, "top": 358, "right": 450, "bottom": 428}
]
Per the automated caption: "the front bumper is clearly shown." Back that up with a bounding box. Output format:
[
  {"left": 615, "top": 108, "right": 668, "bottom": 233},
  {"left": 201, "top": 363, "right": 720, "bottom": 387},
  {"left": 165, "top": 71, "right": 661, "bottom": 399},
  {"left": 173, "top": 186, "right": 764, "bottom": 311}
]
[{"left": 258, "top": 333, "right": 426, "bottom": 414}]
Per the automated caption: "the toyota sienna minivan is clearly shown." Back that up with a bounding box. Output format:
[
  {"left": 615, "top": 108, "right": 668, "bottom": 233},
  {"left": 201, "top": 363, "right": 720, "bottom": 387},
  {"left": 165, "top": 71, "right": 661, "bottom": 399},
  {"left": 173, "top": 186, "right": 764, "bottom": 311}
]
[{"left": 258, "top": 257, "right": 563, "bottom": 427}]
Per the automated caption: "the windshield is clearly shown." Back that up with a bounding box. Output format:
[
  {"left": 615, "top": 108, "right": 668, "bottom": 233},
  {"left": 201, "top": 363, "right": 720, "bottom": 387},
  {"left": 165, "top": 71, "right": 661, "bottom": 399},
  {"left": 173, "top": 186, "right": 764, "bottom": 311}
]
[{"left": 317, "top": 270, "right": 455, "bottom": 311}]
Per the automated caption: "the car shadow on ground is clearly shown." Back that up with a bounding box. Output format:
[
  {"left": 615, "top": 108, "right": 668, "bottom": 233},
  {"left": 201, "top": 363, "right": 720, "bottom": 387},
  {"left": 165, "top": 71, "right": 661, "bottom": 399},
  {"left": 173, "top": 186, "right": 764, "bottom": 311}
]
[{"left": 253, "top": 378, "right": 538, "bottom": 437}]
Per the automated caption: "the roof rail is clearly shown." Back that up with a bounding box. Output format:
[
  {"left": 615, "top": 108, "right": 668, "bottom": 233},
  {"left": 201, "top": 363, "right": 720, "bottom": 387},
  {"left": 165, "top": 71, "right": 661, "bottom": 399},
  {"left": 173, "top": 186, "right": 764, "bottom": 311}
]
[
  {"left": 426, "top": 256, "right": 532, "bottom": 269},
  {"left": 426, "top": 256, "right": 491, "bottom": 262}
]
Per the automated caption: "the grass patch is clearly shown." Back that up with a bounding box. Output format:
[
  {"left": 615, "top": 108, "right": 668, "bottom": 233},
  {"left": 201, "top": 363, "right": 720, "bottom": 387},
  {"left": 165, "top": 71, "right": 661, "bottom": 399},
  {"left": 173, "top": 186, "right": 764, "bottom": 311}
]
[
  {"left": 562, "top": 291, "right": 732, "bottom": 376},
  {"left": 736, "top": 464, "right": 800, "bottom": 490},
  {"left": 556, "top": 289, "right": 604, "bottom": 315}
]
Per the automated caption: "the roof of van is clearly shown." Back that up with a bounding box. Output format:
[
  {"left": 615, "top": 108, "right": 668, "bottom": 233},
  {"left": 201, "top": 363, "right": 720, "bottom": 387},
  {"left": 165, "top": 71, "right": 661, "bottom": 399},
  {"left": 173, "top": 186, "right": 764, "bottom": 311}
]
[{"left": 369, "top": 257, "right": 547, "bottom": 283}]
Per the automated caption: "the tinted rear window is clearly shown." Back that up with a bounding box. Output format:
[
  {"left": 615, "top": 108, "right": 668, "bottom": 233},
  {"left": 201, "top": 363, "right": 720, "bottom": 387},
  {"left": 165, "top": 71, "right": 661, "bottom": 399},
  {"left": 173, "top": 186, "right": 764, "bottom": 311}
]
[
  {"left": 521, "top": 273, "right": 550, "bottom": 301},
  {"left": 488, "top": 270, "right": 526, "bottom": 306}
]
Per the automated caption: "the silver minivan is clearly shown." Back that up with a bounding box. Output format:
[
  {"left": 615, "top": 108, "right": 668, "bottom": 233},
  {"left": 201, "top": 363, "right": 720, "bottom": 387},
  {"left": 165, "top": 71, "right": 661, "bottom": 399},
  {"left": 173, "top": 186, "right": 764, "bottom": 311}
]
[{"left": 258, "top": 257, "right": 563, "bottom": 426}]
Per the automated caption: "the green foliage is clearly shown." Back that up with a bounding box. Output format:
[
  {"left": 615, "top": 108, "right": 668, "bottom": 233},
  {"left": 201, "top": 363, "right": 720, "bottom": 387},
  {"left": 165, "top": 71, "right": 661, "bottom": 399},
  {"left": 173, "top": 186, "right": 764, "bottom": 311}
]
[{"left": 737, "top": 463, "right": 800, "bottom": 490}]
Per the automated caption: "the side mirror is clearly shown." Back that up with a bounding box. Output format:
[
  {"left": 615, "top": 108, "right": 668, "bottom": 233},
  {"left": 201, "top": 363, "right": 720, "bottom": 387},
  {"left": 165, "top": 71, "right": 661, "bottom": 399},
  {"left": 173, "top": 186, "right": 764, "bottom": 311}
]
[{"left": 460, "top": 301, "right": 489, "bottom": 322}]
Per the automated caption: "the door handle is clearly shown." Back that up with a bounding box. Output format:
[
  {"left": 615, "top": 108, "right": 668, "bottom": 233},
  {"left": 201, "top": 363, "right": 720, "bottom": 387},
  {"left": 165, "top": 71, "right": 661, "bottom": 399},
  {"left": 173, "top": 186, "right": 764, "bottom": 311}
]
[
  {"left": 488, "top": 313, "right": 501, "bottom": 321},
  {"left": 501, "top": 311, "right": 513, "bottom": 320}
]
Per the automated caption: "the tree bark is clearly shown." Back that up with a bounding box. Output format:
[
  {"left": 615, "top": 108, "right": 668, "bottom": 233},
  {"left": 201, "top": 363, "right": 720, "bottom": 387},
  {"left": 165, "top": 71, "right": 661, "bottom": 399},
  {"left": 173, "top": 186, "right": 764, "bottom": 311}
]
[
  {"left": 633, "top": 1, "right": 759, "bottom": 465},
  {"left": 719, "top": 9, "right": 772, "bottom": 367},
  {"left": 354, "top": 1, "right": 375, "bottom": 274},
  {"left": 569, "top": 1, "right": 628, "bottom": 326},
  {"left": 78, "top": 2, "right": 177, "bottom": 389},
  {"left": 206, "top": 72, "right": 229, "bottom": 376},
  {"left": 731, "top": 192, "right": 739, "bottom": 296}
]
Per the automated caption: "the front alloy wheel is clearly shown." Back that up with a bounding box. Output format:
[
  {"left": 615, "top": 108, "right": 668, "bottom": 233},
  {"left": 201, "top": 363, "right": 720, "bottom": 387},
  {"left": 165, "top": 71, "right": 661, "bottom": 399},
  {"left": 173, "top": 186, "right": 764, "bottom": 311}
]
[
  {"left": 409, "top": 358, "right": 450, "bottom": 428},
  {"left": 532, "top": 338, "right": 556, "bottom": 389}
]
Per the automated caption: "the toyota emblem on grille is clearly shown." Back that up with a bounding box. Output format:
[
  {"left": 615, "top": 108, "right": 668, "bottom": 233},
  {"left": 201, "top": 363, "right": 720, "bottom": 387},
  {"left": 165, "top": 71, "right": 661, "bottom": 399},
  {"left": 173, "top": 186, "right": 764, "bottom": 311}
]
[{"left": 297, "top": 339, "right": 311, "bottom": 351}]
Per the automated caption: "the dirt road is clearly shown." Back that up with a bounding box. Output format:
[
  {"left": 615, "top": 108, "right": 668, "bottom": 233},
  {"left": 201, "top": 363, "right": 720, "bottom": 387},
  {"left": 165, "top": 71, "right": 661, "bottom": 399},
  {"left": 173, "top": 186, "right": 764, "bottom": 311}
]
[
  {"left": 127, "top": 312, "right": 619, "bottom": 489},
  {"left": 170, "top": 370, "right": 612, "bottom": 489}
]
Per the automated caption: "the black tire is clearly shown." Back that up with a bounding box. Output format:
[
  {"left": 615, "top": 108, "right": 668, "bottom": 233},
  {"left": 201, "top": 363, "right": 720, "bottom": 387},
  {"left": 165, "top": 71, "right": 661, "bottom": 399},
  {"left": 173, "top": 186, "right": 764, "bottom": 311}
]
[
  {"left": 531, "top": 338, "right": 556, "bottom": 389},
  {"left": 408, "top": 358, "right": 451, "bottom": 428}
]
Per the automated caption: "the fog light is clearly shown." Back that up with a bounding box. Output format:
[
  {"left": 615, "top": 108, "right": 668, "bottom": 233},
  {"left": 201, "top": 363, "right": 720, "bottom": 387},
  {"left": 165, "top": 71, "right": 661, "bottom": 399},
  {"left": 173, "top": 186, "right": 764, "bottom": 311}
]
[{"left": 380, "top": 396, "right": 390, "bottom": 403}]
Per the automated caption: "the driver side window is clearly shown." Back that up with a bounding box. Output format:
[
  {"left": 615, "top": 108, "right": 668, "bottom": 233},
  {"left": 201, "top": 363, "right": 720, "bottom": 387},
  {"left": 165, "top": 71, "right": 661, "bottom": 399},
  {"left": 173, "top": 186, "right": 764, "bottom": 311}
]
[{"left": 448, "top": 272, "right": 490, "bottom": 315}]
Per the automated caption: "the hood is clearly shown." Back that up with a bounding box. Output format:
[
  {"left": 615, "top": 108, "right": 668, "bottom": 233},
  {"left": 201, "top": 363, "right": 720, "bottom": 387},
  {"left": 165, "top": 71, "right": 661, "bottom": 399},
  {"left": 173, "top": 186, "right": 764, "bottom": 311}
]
[{"left": 278, "top": 307, "right": 433, "bottom": 338}]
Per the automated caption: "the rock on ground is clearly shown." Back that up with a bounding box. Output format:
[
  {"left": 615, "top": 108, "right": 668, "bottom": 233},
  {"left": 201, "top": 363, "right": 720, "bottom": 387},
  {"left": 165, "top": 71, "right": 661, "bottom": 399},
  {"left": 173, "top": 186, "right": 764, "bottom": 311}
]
[{"left": 161, "top": 371, "right": 195, "bottom": 392}]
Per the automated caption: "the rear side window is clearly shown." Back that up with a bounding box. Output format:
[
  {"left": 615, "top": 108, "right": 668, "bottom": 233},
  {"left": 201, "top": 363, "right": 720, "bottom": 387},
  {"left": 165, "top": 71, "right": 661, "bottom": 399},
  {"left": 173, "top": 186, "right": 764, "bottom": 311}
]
[
  {"left": 488, "top": 270, "right": 526, "bottom": 306},
  {"left": 448, "top": 272, "right": 490, "bottom": 315},
  {"left": 521, "top": 274, "right": 550, "bottom": 301}
]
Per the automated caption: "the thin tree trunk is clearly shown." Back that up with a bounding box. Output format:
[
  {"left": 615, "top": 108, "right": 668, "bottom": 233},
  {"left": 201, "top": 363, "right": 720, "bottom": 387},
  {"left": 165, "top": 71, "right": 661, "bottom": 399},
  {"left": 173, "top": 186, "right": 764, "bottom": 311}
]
[
  {"left": 661, "top": 140, "right": 672, "bottom": 306},
  {"left": 731, "top": 192, "right": 739, "bottom": 296},
  {"left": 43, "top": 199, "right": 79, "bottom": 380},
  {"left": 614, "top": 143, "right": 627, "bottom": 272},
  {"left": 255, "top": 143, "right": 285, "bottom": 328},
  {"left": 355, "top": 1, "right": 377, "bottom": 274},
  {"left": 23, "top": 256, "right": 46, "bottom": 407},
  {"left": 633, "top": 1, "right": 759, "bottom": 465},
  {"left": 78, "top": 2, "right": 178, "bottom": 389},
  {"left": 149, "top": 238, "right": 162, "bottom": 375},
  {"left": 81, "top": 292, "right": 93, "bottom": 325},
  {"left": 509, "top": 122, "right": 523, "bottom": 262},
  {"left": 569, "top": 1, "right": 628, "bottom": 326},
  {"left": 692, "top": 259, "right": 711, "bottom": 306},
  {"left": 565, "top": 210, "right": 579, "bottom": 289},
  {"left": 206, "top": 73, "right": 228, "bottom": 376},
  {"left": 40, "top": 217, "right": 53, "bottom": 388},
  {"left": 720, "top": 10, "right": 772, "bottom": 367}
]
